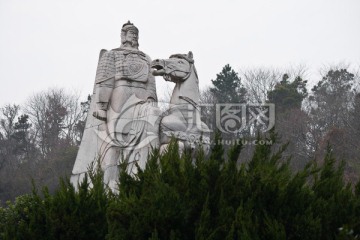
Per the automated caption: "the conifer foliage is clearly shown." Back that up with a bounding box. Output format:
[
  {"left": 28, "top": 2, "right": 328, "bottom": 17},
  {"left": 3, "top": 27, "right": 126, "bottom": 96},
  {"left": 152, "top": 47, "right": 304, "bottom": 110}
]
[
  {"left": 1, "top": 136, "right": 360, "bottom": 239},
  {"left": 210, "top": 64, "right": 247, "bottom": 103}
]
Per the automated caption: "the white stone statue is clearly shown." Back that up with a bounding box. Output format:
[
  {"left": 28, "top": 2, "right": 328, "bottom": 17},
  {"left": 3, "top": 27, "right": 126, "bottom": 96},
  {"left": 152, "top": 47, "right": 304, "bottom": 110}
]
[
  {"left": 71, "top": 21, "right": 161, "bottom": 191},
  {"left": 71, "top": 22, "right": 210, "bottom": 192},
  {"left": 151, "top": 52, "right": 210, "bottom": 154}
]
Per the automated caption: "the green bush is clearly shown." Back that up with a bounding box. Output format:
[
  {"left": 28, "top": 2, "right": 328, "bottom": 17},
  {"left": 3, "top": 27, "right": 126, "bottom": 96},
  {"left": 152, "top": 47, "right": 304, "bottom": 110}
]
[
  {"left": 0, "top": 163, "right": 111, "bottom": 240},
  {"left": 1, "top": 134, "right": 359, "bottom": 239}
]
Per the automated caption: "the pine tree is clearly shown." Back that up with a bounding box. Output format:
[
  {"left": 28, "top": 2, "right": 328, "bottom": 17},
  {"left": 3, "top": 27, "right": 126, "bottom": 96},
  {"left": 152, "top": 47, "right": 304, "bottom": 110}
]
[
  {"left": 210, "top": 64, "right": 247, "bottom": 103},
  {"left": 268, "top": 74, "right": 308, "bottom": 112}
]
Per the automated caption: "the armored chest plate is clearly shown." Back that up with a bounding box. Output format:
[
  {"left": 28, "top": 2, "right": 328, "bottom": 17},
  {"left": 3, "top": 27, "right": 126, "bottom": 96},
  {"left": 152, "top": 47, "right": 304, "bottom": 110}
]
[{"left": 115, "top": 51, "right": 149, "bottom": 82}]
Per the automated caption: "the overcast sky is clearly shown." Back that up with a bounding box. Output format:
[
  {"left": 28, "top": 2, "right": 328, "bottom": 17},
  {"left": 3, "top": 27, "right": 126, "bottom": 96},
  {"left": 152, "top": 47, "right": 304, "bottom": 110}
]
[{"left": 0, "top": 0, "right": 359, "bottom": 106}]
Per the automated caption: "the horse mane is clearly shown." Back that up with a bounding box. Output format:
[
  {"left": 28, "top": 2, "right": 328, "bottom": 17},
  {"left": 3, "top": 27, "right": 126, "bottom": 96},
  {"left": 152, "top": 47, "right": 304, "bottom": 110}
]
[
  {"left": 169, "top": 53, "right": 194, "bottom": 63},
  {"left": 192, "top": 65, "right": 199, "bottom": 80}
]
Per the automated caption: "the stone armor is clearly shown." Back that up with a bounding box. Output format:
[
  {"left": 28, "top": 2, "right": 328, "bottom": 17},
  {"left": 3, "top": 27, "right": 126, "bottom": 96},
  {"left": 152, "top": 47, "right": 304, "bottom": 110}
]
[{"left": 95, "top": 48, "right": 157, "bottom": 113}]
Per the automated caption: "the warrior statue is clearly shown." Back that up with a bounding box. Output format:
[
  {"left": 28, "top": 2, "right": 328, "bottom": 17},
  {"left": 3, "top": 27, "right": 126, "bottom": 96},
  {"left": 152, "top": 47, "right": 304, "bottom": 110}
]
[{"left": 71, "top": 21, "right": 161, "bottom": 191}]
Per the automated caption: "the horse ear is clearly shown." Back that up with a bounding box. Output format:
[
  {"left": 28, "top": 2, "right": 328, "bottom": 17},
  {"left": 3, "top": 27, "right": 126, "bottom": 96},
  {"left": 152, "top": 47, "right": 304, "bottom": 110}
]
[{"left": 188, "top": 51, "right": 193, "bottom": 60}]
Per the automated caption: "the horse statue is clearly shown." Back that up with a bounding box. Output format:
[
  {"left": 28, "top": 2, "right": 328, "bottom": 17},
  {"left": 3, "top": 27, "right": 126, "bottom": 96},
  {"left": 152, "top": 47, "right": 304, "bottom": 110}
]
[{"left": 151, "top": 51, "right": 210, "bottom": 154}]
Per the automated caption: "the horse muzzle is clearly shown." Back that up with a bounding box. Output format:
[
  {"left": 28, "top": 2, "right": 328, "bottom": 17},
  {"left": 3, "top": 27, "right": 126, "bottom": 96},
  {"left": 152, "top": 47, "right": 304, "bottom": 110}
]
[{"left": 151, "top": 59, "right": 166, "bottom": 76}]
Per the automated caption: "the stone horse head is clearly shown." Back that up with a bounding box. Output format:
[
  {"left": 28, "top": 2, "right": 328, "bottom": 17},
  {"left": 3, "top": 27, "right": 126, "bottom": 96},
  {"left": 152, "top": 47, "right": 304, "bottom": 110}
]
[{"left": 151, "top": 52, "right": 210, "bottom": 153}]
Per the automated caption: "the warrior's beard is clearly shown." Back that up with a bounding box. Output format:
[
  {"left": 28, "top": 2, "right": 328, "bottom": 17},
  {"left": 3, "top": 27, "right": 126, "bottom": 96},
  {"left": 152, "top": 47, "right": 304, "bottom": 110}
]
[
  {"left": 123, "top": 39, "right": 139, "bottom": 49},
  {"left": 130, "top": 39, "right": 139, "bottom": 48}
]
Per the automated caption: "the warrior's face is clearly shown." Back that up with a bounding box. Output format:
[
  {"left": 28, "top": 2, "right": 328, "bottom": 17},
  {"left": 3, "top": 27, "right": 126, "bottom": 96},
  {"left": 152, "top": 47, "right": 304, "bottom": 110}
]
[{"left": 122, "top": 29, "right": 139, "bottom": 48}]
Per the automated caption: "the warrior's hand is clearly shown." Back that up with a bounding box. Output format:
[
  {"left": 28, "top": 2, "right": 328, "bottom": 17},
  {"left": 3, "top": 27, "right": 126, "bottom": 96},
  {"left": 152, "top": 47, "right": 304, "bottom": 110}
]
[
  {"left": 93, "top": 110, "right": 107, "bottom": 121},
  {"left": 146, "top": 97, "right": 156, "bottom": 107}
]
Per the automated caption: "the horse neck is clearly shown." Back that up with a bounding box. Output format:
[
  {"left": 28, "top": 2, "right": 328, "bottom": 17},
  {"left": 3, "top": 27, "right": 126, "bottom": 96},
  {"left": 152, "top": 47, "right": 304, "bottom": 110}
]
[
  {"left": 178, "top": 65, "right": 198, "bottom": 85},
  {"left": 171, "top": 66, "right": 200, "bottom": 105}
]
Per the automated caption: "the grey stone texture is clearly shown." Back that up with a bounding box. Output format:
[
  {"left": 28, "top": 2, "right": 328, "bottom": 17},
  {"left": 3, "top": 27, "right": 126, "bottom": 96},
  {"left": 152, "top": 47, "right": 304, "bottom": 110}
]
[
  {"left": 71, "top": 21, "right": 160, "bottom": 191},
  {"left": 71, "top": 23, "right": 209, "bottom": 192}
]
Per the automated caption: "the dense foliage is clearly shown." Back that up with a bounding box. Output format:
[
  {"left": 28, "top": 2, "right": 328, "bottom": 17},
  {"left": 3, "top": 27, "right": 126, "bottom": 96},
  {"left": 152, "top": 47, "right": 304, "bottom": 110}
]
[
  {"left": 210, "top": 64, "right": 247, "bottom": 103},
  {"left": 1, "top": 134, "right": 359, "bottom": 240}
]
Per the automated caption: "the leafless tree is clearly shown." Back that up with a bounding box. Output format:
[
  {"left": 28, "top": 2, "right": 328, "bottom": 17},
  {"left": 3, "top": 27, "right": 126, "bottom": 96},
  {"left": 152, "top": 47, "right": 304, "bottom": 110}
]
[
  {"left": 241, "top": 65, "right": 309, "bottom": 104},
  {"left": 24, "top": 88, "right": 85, "bottom": 157},
  {"left": 62, "top": 90, "right": 87, "bottom": 144},
  {"left": 199, "top": 87, "right": 217, "bottom": 134},
  {"left": 241, "top": 67, "right": 281, "bottom": 104},
  {"left": 0, "top": 104, "right": 20, "bottom": 169},
  {"left": 157, "top": 84, "right": 174, "bottom": 112},
  {"left": 0, "top": 104, "right": 20, "bottom": 139}
]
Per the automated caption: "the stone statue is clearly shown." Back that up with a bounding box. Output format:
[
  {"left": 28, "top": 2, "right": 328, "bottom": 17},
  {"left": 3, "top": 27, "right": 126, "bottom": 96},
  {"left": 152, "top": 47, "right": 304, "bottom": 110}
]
[
  {"left": 71, "top": 21, "right": 161, "bottom": 191},
  {"left": 151, "top": 52, "right": 210, "bottom": 154},
  {"left": 71, "top": 23, "right": 210, "bottom": 192}
]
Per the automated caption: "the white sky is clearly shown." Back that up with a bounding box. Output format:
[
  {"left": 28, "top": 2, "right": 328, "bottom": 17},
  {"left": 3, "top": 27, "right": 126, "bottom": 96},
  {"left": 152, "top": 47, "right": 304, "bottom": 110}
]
[{"left": 0, "top": 0, "right": 359, "bottom": 106}]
